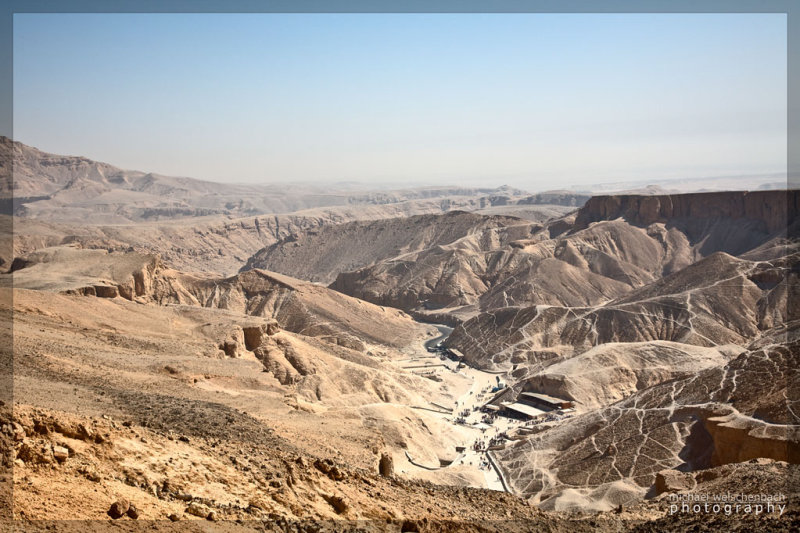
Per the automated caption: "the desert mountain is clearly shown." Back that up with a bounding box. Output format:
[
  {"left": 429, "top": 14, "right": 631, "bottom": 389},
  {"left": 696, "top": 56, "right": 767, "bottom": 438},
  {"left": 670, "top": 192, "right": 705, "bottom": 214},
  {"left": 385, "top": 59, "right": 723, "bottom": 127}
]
[
  {"left": 4, "top": 139, "right": 799, "bottom": 527},
  {"left": 2, "top": 137, "right": 563, "bottom": 225},
  {"left": 236, "top": 187, "right": 799, "bottom": 519},
  {"left": 6, "top": 229, "right": 798, "bottom": 525},
  {"left": 4, "top": 138, "right": 582, "bottom": 276},
  {"left": 246, "top": 190, "right": 796, "bottom": 322},
  {"left": 446, "top": 250, "right": 798, "bottom": 371},
  {"left": 242, "top": 211, "right": 533, "bottom": 284}
]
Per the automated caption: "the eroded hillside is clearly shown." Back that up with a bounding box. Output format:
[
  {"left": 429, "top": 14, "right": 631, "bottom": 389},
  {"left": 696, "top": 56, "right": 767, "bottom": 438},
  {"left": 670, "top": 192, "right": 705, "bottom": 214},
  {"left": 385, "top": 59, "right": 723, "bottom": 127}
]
[
  {"left": 238, "top": 188, "right": 799, "bottom": 516},
  {"left": 4, "top": 140, "right": 799, "bottom": 529}
]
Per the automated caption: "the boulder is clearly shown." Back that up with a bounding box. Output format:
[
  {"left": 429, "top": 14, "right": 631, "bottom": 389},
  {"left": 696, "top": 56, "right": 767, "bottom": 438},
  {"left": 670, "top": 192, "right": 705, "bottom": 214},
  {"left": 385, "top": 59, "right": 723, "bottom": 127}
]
[
  {"left": 52, "top": 445, "right": 69, "bottom": 462},
  {"left": 654, "top": 469, "right": 695, "bottom": 495},
  {"left": 186, "top": 502, "right": 212, "bottom": 518},
  {"left": 323, "top": 493, "right": 349, "bottom": 514},
  {"left": 107, "top": 499, "right": 130, "bottom": 519}
]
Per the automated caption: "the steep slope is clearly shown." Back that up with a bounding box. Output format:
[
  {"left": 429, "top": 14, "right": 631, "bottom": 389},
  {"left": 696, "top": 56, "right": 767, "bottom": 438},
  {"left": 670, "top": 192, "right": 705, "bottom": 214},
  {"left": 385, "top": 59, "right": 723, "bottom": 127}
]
[
  {"left": 445, "top": 251, "right": 797, "bottom": 371},
  {"left": 7, "top": 288, "right": 560, "bottom": 526},
  {"left": 243, "top": 211, "right": 531, "bottom": 284},
  {"left": 519, "top": 341, "right": 742, "bottom": 411},
  {"left": 9, "top": 202, "right": 536, "bottom": 276},
  {"left": 327, "top": 191, "right": 796, "bottom": 322},
  {"left": 494, "top": 325, "right": 800, "bottom": 511},
  {"left": 574, "top": 190, "right": 795, "bottom": 236},
  {"left": 8, "top": 245, "right": 435, "bottom": 353}
]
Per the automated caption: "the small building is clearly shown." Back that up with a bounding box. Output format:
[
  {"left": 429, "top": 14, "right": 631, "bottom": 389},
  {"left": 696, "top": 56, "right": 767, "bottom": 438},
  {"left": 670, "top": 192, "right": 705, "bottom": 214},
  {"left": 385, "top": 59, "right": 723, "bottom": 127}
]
[
  {"left": 499, "top": 401, "right": 547, "bottom": 420},
  {"left": 519, "top": 392, "right": 574, "bottom": 410},
  {"left": 446, "top": 348, "right": 465, "bottom": 360}
]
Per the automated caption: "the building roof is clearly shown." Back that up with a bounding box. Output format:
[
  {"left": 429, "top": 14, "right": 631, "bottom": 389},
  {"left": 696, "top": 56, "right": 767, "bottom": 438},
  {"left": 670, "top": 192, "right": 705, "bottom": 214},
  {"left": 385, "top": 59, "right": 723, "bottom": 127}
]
[
  {"left": 501, "top": 402, "right": 546, "bottom": 418},
  {"left": 520, "top": 392, "right": 571, "bottom": 405},
  {"left": 448, "top": 348, "right": 465, "bottom": 358}
]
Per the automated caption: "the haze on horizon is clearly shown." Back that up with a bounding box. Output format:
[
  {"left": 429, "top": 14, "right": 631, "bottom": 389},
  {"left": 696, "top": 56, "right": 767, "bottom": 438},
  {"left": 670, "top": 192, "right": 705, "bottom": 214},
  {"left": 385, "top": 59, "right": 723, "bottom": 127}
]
[{"left": 13, "top": 13, "right": 787, "bottom": 190}]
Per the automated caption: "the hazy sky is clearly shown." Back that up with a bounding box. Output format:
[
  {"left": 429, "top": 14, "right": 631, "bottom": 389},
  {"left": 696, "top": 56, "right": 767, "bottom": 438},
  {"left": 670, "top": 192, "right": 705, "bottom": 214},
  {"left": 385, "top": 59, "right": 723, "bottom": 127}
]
[{"left": 13, "top": 13, "right": 787, "bottom": 188}]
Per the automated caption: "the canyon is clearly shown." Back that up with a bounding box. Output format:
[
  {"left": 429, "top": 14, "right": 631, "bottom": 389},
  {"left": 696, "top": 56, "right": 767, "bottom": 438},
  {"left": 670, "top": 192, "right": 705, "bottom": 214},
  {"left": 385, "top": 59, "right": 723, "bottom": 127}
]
[{"left": 1, "top": 140, "right": 797, "bottom": 530}]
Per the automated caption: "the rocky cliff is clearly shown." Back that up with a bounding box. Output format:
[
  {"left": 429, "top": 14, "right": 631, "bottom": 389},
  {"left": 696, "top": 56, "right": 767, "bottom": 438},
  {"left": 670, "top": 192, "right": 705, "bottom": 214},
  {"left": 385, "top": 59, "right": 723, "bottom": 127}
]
[
  {"left": 575, "top": 190, "right": 799, "bottom": 234},
  {"left": 325, "top": 191, "right": 795, "bottom": 322}
]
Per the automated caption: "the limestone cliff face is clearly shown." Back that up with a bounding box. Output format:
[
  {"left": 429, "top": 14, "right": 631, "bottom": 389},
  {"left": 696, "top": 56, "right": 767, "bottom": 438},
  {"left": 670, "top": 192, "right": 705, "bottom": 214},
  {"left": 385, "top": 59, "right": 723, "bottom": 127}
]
[
  {"left": 323, "top": 191, "right": 796, "bottom": 322},
  {"left": 575, "top": 190, "right": 798, "bottom": 234},
  {"left": 704, "top": 413, "right": 800, "bottom": 466},
  {"left": 10, "top": 246, "right": 162, "bottom": 303}
]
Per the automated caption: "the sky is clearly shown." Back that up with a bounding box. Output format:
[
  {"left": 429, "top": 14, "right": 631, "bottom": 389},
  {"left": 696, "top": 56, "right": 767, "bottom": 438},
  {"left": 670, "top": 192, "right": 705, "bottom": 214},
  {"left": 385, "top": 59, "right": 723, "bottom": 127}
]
[{"left": 13, "top": 13, "right": 787, "bottom": 189}]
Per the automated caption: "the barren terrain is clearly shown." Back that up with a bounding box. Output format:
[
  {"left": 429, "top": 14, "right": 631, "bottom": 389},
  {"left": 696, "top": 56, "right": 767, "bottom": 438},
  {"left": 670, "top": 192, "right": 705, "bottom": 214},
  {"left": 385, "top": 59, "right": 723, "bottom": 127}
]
[{"left": 2, "top": 141, "right": 798, "bottom": 530}]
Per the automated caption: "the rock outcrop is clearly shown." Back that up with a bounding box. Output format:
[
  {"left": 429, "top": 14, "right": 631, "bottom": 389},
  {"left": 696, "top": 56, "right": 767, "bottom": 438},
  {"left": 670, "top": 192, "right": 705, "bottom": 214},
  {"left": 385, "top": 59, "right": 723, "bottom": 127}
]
[
  {"left": 653, "top": 470, "right": 695, "bottom": 495},
  {"left": 379, "top": 453, "right": 394, "bottom": 477},
  {"left": 493, "top": 326, "right": 800, "bottom": 510},
  {"left": 574, "top": 190, "right": 798, "bottom": 235},
  {"left": 107, "top": 499, "right": 130, "bottom": 519},
  {"left": 10, "top": 245, "right": 160, "bottom": 302}
]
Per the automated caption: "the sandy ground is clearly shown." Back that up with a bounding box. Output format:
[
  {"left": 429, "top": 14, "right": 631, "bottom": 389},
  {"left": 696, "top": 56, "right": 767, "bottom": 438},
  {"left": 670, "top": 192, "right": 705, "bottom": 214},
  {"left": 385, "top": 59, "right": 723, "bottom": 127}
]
[
  {"left": 389, "top": 339, "right": 563, "bottom": 493},
  {"left": 7, "top": 287, "right": 531, "bottom": 500}
]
